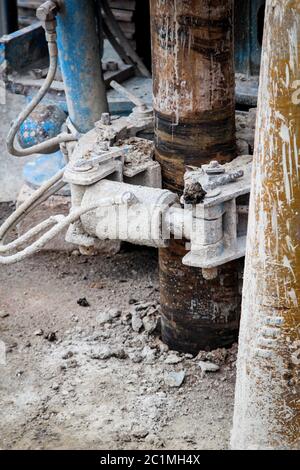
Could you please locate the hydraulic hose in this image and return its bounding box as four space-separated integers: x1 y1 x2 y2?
0 167 65 244
6 5 77 157
0 197 118 265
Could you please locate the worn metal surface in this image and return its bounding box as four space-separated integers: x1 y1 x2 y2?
17 103 66 149
232 0 300 449
181 156 252 271
56 0 108 133
151 0 236 193
81 179 178 248
0 23 48 73
150 0 242 354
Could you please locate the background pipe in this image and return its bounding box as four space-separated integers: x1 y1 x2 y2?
0 0 18 36
231 0 300 450
56 0 108 133
150 0 242 354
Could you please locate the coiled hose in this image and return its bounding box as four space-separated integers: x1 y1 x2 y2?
6 15 77 157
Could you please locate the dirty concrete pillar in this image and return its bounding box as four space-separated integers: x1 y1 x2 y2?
231 0 300 450
150 0 242 353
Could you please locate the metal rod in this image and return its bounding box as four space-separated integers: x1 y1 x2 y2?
150 0 241 354
56 0 108 133
231 0 300 450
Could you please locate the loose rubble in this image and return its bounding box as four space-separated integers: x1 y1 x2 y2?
0 247 238 450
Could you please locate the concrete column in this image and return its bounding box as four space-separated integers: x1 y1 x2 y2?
150 0 241 353
231 0 300 450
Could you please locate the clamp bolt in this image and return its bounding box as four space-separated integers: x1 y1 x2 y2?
205 160 225 175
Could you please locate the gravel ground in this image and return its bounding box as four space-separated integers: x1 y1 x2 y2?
0 203 237 450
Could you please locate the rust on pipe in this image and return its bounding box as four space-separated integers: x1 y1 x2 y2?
231 0 300 449
150 0 241 353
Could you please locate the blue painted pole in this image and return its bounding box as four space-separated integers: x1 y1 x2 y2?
56 0 108 133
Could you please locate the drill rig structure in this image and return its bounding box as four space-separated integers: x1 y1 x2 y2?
0 0 299 450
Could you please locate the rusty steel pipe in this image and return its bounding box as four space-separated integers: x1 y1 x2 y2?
150 0 242 354
231 0 300 449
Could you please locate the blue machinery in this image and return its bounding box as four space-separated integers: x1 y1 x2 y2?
56 0 108 133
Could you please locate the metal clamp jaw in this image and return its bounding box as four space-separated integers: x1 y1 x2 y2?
181 156 253 278
64 81 158 189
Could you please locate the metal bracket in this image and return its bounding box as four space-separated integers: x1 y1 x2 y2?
181 155 252 272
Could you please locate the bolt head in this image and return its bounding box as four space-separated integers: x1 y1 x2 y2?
101 113 111 126
209 160 220 168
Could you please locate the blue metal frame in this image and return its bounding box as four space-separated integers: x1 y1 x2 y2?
0 23 48 72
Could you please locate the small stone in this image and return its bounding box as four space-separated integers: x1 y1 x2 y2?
185 354 194 359
130 353 143 364
131 312 143 333
141 345 156 364
129 298 137 305
52 383 60 391
97 308 121 325
157 341 169 353
165 370 186 388
142 316 157 334
91 345 127 360
62 351 74 360
97 312 112 325
6 342 18 353
132 429 149 439
77 298 90 307
34 329 44 337
0 312 9 319
183 181 207 205
164 354 183 365
135 302 154 313
66 359 78 369
71 250 80 256
206 347 228 365
114 348 127 360
198 361 220 373
45 332 57 342
109 308 122 319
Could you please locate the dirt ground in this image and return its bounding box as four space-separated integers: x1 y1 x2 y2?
0 204 237 450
